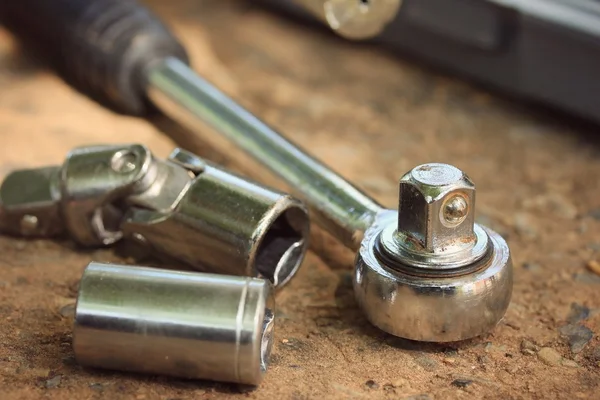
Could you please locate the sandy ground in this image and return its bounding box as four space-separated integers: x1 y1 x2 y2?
0 1 599 398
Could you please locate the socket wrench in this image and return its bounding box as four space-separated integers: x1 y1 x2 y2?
149 63 513 341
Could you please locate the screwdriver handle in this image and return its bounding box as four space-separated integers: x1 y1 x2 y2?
0 0 188 115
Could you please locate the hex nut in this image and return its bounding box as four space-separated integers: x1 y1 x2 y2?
397 163 476 254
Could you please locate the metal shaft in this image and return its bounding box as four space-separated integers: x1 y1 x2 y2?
146 57 382 250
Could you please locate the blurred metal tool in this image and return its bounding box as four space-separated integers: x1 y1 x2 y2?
74 262 274 386
0 0 511 341
0 144 309 287
289 0 402 39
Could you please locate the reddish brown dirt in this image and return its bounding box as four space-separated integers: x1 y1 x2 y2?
0 1 599 399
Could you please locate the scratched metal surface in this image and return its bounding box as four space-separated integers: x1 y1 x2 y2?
0 1 599 399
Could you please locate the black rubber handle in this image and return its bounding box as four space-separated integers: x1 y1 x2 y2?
0 0 189 115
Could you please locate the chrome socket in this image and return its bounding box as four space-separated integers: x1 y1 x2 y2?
73 262 274 386
123 148 309 288
0 145 310 287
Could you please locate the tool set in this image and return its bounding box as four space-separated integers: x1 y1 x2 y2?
0 0 513 388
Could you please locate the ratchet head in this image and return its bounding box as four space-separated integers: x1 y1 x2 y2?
354 163 512 342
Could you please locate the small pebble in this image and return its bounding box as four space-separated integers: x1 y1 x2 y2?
443 348 459 357
513 213 538 239
32 368 51 378
590 346 600 362
521 339 539 354
15 277 29 285
451 378 473 388
550 194 578 219
59 303 76 318
522 262 542 272
496 370 512 385
588 242 600 252
415 355 438 372
523 193 578 219
484 342 507 353
537 347 562 366
443 358 456 365
45 375 61 389
389 378 409 388
62 356 76 366
561 360 579 368
405 395 432 400
586 260 600 276
332 383 363 397
573 272 600 284
89 383 104 392
280 338 304 350
588 209 600 220
365 380 379 389
559 324 593 354
567 303 591 323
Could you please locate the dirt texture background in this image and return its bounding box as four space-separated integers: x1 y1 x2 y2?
0 1 599 399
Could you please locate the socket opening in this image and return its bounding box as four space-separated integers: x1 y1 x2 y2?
255 206 309 288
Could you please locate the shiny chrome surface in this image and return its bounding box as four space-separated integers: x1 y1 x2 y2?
0 144 155 246
355 164 511 341
377 223 491 275
355 210 513 342
0 166 63 237
290 0 402 39
124 149 310 287
144 60 513 341
62 144 158 246
73 262 274 386
397 164 477 255
387 163 489 270
146 58 380 251
0 144 310 287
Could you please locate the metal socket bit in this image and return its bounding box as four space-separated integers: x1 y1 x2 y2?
124 148 310 287
0 145 310 287
73 262 274 386
290 0 402 39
